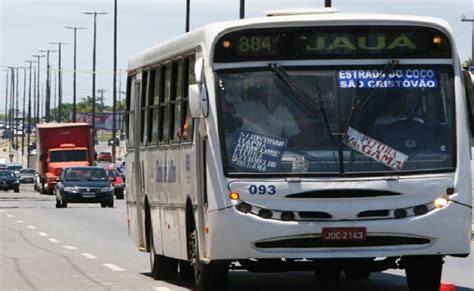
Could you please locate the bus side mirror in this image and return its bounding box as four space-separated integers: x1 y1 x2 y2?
189 84 208 118
463 70 474 135
189 57 209 118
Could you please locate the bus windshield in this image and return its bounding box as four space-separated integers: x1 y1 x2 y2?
216 65 454 175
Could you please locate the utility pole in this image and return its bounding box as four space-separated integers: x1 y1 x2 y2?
3 69 8 130
82 10 109 147
185 0 190 32
461 15 474 63
8 67 15 146
25 60 36 168
31 54 45 123
15 67 20 159
239 0 245 19
65 25 86 122
38 49 58 122
112 0 118 163
22 67 26 157
50 41 69 122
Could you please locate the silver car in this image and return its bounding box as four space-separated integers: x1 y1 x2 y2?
18 168 35 183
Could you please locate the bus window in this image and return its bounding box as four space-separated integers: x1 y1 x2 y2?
170 60 182 144
140 71 148 145
159 64 171 144
147 69 158 144
179 55 195 143
148 68 160 145
125 75 135 148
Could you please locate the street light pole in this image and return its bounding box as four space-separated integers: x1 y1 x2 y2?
31 54 45 123
65 25 86 122
83 10 108 147
22 67 26 157
24 60 36 168
3 69 8 129
38 49 58 123
50 41 69 122
112 0 118 163
185 0 190 32
239 0 245 19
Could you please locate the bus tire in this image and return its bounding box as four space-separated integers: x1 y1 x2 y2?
404 255 443 291
344 269 371 279
189 230 228 290
149 223 178 280
179 260 194 281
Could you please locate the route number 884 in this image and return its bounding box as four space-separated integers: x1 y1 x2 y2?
248 185 276 195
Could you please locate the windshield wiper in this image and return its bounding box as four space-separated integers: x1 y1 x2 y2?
269 63 333 140
344 59 399 133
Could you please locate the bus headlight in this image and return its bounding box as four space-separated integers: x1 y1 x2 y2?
434 197 449 209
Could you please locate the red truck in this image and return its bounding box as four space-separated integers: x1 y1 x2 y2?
36 123 94 195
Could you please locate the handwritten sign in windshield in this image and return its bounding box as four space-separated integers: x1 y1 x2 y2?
343 127 408 170
338 69 438 89
231 130 287 172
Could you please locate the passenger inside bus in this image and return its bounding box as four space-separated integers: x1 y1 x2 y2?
234 80 304 146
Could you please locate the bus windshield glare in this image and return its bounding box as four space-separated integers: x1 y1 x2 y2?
216 65 454 175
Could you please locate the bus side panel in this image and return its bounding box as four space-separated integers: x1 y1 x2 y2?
161 147 183 259
146 148 163 254
178 144 198 260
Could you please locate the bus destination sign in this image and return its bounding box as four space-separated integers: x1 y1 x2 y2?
214 26 451 62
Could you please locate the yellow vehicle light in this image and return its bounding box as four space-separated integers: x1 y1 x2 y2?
229 192 240 201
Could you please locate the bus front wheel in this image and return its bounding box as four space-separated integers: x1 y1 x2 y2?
404 255 443 291
189 230 228 291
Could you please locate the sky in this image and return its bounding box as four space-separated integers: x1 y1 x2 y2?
0 0 473 110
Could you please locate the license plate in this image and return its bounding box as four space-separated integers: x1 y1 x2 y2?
82 193 96 198
322 227 366 241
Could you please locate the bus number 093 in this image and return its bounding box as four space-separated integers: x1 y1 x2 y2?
248 185 276 195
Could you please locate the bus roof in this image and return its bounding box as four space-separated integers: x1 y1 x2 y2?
127 11 452 71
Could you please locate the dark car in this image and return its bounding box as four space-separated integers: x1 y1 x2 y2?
104 166 125 199
18 168 35 183
55 166 114 208
97 152 112 162
0 170 20 192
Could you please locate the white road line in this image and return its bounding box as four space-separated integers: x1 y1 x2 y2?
0 210 5 212
38 232 48 237
48 238 60 243
16 220 24 223
81 253 97 259
63 246 78 250
154 287 172 291
102 263 125 271
27 225 37 229
6 214 13 217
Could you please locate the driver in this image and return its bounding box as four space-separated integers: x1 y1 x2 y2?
374 90 425 125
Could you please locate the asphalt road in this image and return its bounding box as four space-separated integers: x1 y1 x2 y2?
1 184 473 291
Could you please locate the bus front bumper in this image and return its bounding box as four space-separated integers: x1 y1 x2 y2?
205 202 471 260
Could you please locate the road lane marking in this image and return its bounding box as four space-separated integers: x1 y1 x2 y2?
0 210 5 212
16 220 24 223
48 238 60 243
63 246 78 250
6 214 13 217
81 253 97 259
27 225 37 229
102 264 124 271
154 287 172 291
38 232 48 237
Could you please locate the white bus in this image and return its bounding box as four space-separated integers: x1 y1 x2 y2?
125 8 473 291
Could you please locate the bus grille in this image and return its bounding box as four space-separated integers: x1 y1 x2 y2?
255 236 430 249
